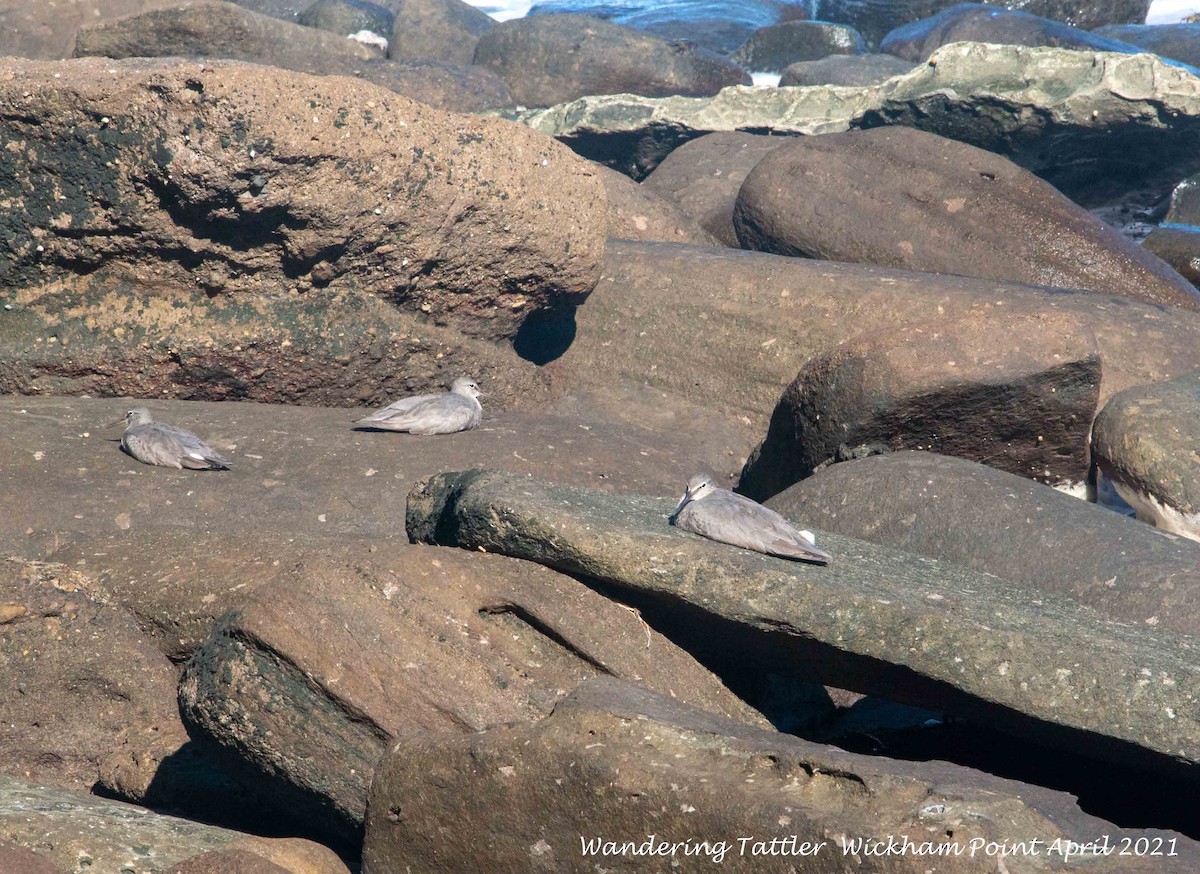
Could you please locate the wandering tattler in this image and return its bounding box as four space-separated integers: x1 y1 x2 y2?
112 408 232 470
354 377 483 435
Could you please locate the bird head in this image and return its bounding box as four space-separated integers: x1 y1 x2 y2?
451 377 483 400
109 407 153 428
670 473 716 519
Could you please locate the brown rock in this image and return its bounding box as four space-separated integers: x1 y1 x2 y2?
472 14 751 108
358 58 513 112
364 678 1200 874
732 20 867 73
597 165 719 245
733 127 1200 310
179 541 765 844
167 849 290 874
641 132 787 246
738 315 1101 500
388 0 496 64
0 841 63 874
779 52 915 86
0 0 179 60
0 56 606 341
1143 225 1200 289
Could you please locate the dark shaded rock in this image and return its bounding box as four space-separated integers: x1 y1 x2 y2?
880 3 1149 62
1143 225 1200 288
0 57 605 342
0 841 63 874
733 127 1200 309
0 0 180 60
1091 372 1200 541
228 0 313 20
0 776 349 874
1165 173 1200 225
598 165 719 245
733 20 866 73
364 677 1200 874
298 0 393 43
527 0 813 55
387 0 496 64
1094 22 1200 67
179 541 765 845
642 132 787 245
780 52 916 85
472 14 751 108
738 315 1100 499
407 469 1200 779
819 0 1152 49
767 451 1200 635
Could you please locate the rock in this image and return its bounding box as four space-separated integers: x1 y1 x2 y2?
526 0 812 55
1091 372 1200 542
227 0 312 21
641 133 787 244
767 451 1200 635
0 776 349 874
861 43 1200 205
1094 23 1200 68
732 127 1200 309
387 0 496 65
737 315 1101 499
546 241 1200 446
408 469 1200 780
779 52 916 85
0 56 605 342
733 21 867 73
364 677 1200 874
0 0 180 60
1143 225 1200 288
880 3 1149 63
0 840 64 874
178 540 766 844
364 58 514 112
820 0 1152 49
166 850 290 874
597 165 719 245
298 0 393 45
1166 174 1200 224
473 14 751 108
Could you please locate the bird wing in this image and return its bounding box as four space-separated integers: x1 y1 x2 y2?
154 424 232 469
686 492 831 564
356 394 478 434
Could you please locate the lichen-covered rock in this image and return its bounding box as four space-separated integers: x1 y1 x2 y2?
0 56 606 341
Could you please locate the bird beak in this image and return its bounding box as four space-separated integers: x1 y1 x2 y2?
669 490 691 521
106 416 126 428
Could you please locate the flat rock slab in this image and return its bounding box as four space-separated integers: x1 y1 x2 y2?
0 56 605 341
767 451 1200 636
178 540 764 844
0 775 349 874
0 394 747 553
407 469 1200 780
364 677 1200 873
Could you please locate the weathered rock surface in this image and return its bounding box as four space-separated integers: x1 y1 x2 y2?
0 840 62 874
179 541 765 844
0 776 349 874
768 451 1200 635
641 132 787 243
364 678 1200 874
298 0 394 43
526 0 812 55
387 0 496 65
545 241 1200 445
1091 372 1200 542
734 21 866 73
598 165 719 245
1094 22 1200 68
473 14 750 108
880 3 1148 62
780 52 916 85
0 56 605 341
737 315 1101 499
1166 173 1200 224
1144 225 1200 288
0 0 180 60
408 469 1200 779
166 849 291 874
733 127 1200 309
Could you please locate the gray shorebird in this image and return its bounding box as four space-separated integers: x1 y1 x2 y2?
669 473 831 564
113 408 232 470
354 377 483 435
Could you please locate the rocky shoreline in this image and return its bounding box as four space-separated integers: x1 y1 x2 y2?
2 0 1200 872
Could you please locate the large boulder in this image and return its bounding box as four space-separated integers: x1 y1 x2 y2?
880 3 1150 62
407 469 1200 779
1143 225 1200 288
472 14 751 108
1165 173 1200 224
298 0 394 44
641 132 788 245
597 165 719 245
0 0 180 59
0 776 349 874
386 0 497 65
733 127 1200 309
179 541 765 844
779 52 916 85
732 21 867 73
1091 372 1200 542
1093 23 1200 68
364 678 1200 874
767 452 1200 635
0 56 606 342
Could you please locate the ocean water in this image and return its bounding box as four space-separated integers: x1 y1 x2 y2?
466 0 1200 27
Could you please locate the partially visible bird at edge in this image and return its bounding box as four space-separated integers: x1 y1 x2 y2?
112 408 232 470
354 377 483 435
669 473 831 564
